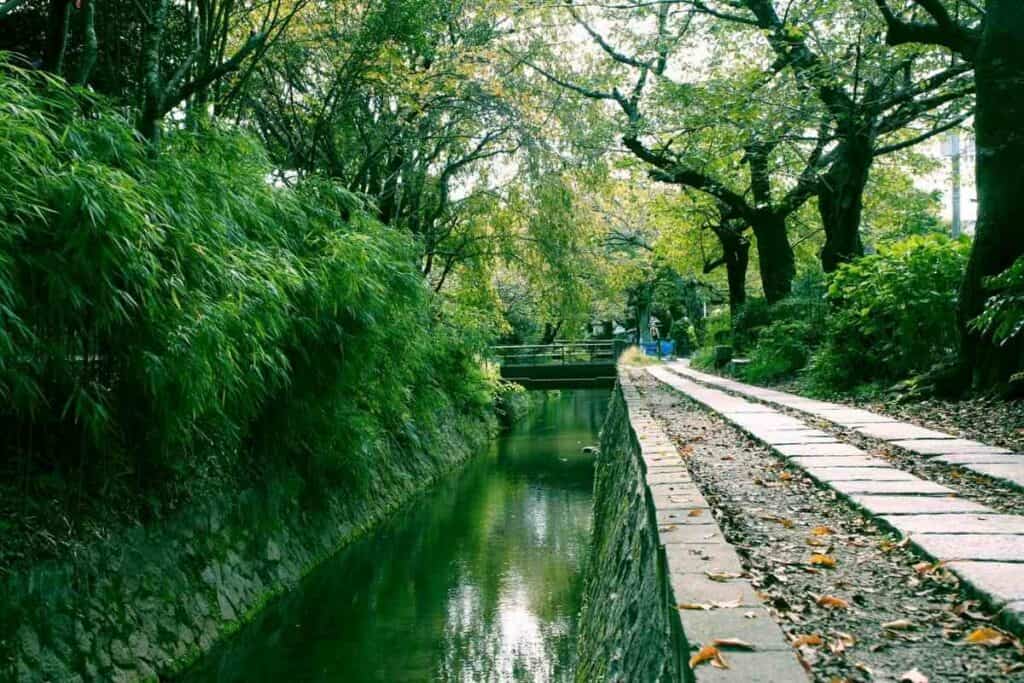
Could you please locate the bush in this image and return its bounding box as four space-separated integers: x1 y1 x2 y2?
972 255 1024 348
0 62 495 501
743 316 824 384
806 234 969 390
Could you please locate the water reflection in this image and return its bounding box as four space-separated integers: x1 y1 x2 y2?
182 389 609 682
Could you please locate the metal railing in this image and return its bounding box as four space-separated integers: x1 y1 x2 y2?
492 341 624 366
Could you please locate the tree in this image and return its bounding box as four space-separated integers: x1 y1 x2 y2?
671 0 972 272
522 1 828 302
874 0 1024 387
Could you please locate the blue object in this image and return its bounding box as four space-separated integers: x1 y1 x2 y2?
641 341 675 357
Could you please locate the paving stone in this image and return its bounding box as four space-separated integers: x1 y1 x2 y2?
753 428 833 443
963 463 1024 488
677 606 791 651
791 456 891 469
657 509 716 526
935 453 1024 466
891 439 1013 456
659 524 727 545
643 454 683 468
774 442 866 457
803 466 919 482
669 573 762 607
849 495 992 515
831 479 954 496
854 422 954 441
881 514 1024 535
689 650 809 683
806 409 895 425
649 482 700 495
646 470 693 485
946 561 1024 606
731 415 809 432
665 543 745 574
719 405 779 415
652 490 710 511
910 533 1024 562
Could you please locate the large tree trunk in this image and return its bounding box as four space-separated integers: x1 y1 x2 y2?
958 0 1024 387
818 136 870 272
710 222 749 315
750 211 794 304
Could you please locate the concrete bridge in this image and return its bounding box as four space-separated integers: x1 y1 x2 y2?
493 341 625 389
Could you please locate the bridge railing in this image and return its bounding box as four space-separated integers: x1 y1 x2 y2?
492 341 625 366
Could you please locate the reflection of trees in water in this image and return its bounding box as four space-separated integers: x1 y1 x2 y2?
182 389 608 683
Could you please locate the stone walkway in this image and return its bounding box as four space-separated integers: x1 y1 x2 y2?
647 364 1024 635
620 375 810 681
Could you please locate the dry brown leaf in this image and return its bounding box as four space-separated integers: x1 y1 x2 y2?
712 637 756 651
791 634 823 648
810 526 833 536
688 509 704 517
900 668 929 683
810 554 837 568
817 595 850 610
706 571 745 582
883 619 915 631
678 603 713 611
689 645 728 669
779 471 793 481
806 536 829 547
912 561 933 575
964 626 1010 647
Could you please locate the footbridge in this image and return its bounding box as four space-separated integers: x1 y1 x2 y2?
492 341 626 389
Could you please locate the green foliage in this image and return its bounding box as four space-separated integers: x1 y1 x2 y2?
806 235 969 390
0 62 495 498
971 256 1024 348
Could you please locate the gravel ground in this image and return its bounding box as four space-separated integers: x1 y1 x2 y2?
631 370 1024 682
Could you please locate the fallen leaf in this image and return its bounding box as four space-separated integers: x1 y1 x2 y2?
817 595 850 610
688 509 704 517
900 668 928 683
706 571 745 582
912 561 933 575
964 626 1010 647
810 554 837 568
779 471 793 481
678 603 713 611
810 526 833 536
712 637 756 651
806 536 829 547
883 619 915 631
791 634 823 648
689 645 728 669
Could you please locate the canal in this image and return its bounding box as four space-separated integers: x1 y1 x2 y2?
182 388 610 682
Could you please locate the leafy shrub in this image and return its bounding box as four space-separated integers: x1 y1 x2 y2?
742 317 824 384
806 235 969 390
0 62 494 500
971 256 1024 347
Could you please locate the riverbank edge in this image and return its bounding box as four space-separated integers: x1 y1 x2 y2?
1 410 495 682
575 379 687 682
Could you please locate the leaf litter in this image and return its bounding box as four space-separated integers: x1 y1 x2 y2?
630 370 1024 682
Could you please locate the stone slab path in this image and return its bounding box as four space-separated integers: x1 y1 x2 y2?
667 362 1023 487
620 375 810 682
647 365 1024 635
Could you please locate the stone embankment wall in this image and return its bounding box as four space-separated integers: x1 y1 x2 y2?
575 386 686 682
1 414 492 682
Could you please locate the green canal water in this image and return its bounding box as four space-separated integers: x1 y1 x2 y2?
182 389 609 682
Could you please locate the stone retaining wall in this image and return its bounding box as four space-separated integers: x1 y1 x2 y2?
575 385 686 682
1 413 492 682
